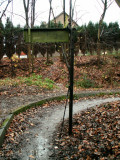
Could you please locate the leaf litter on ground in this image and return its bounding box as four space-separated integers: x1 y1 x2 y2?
54 100 120 160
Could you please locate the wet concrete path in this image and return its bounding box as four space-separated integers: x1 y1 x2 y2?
11 97 120 160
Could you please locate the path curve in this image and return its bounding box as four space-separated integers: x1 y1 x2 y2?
9 97 120 160
1 88 120 125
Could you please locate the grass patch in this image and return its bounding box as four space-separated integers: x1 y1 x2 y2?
0 73 55 90
75 75 96 88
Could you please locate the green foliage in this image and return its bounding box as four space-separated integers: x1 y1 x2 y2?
49 21 56 28
4 18 14 40
3 18 23 59
0 74 55 90
32 25 41 29
24 74 54 89
40 22 47 28
0 21 4 39
77 21 120 56
0 20 4 60
4 18 15 59
40 20 63 29
78 21 120 43
57 21 63 28
13 25 23 44
87 21 98 42
51 21 63 28
75 75 96 88
101 22 120 42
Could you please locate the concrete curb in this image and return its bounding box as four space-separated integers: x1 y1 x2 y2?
0 90 120 147
0 114 14 146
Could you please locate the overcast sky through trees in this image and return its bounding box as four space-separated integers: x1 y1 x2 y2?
1 0 120 27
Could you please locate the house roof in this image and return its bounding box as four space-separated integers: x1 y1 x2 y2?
52 11 78 27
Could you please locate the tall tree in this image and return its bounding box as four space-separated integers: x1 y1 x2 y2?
97 0 113 64
23 0 36 28
87 21 97 42
23 0 37 73
31 0 36 27
0 0 12 22
23 0 30 27
4 17 15 59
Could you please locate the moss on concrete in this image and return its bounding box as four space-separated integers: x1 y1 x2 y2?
13 95 67 115
0 114 14 129
0 114 13 147
0 128 6 147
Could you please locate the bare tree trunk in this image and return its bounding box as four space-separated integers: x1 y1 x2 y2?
97 0 113 65
23 0 36 73
31 0 36 28
23 0 30 27
11 58 16 77
31 45 34 73
27 44 32 73
97 0 107 65
30 0 36 73
47 51 49 64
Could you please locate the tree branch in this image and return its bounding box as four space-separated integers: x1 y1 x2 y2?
0 0 12 21
6 10 26 20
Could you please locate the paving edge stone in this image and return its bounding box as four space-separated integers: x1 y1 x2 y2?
0 114 14 147
0 91 120 148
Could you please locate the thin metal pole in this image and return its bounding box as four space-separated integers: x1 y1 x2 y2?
69 0 74 136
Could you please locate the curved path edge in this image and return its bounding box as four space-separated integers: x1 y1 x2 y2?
0 89 120 147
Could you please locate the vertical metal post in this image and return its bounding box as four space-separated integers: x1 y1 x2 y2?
69 0 74 135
